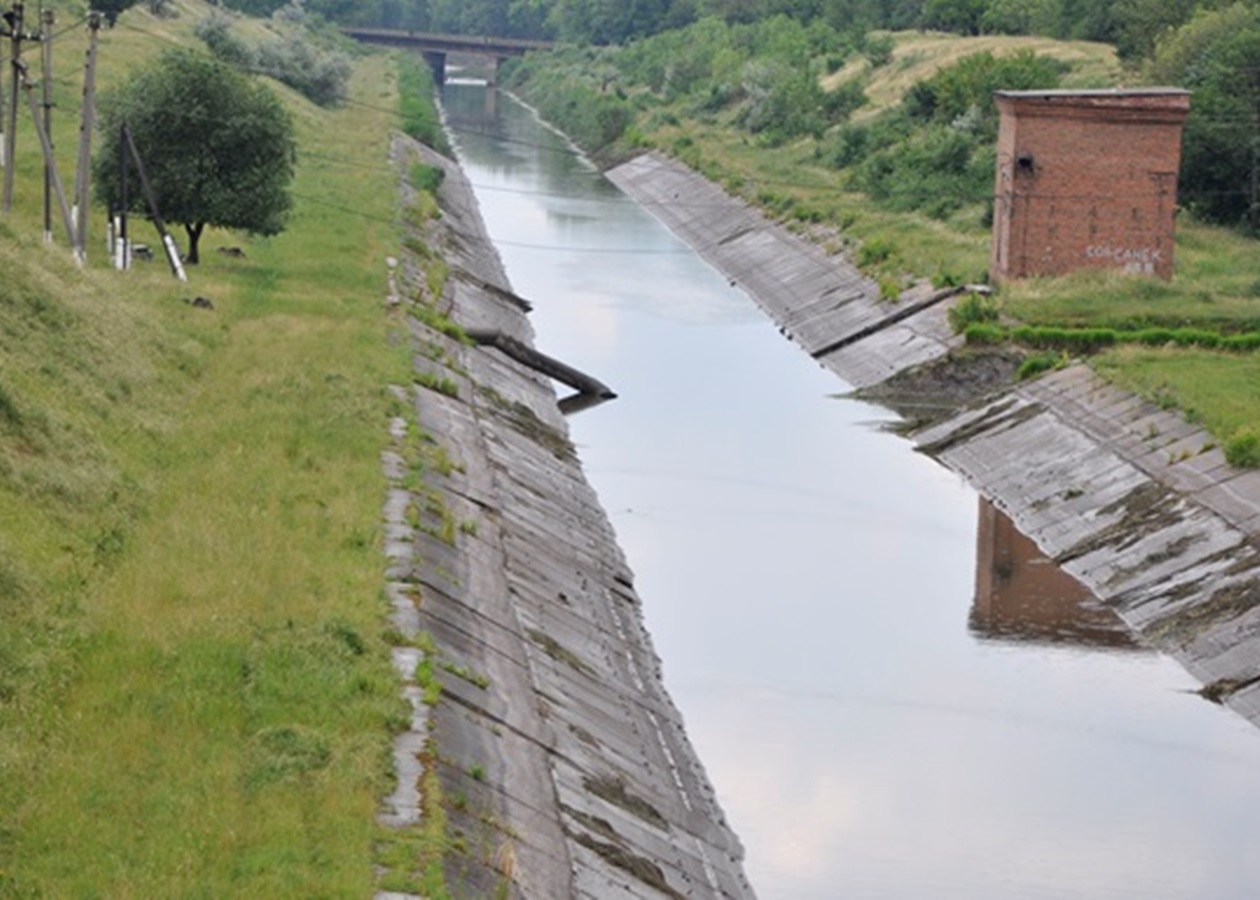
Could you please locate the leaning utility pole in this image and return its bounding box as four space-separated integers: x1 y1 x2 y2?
40 6 52 241
73 11 99 259
19 62 75 255
121 123 186 281
3 1 23 211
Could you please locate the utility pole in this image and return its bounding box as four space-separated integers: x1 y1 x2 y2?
40 6 52 241
73 11 98 259
3 1 23 211
19 63 75 255
115 121 127 269
0 7 7 171
121 122 186 282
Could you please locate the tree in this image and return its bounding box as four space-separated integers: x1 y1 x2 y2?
93 49 296 265
94 0 139 27
1158 11 1260 227
1111 0 1198 60
981 0 1058 35
921 0 987 34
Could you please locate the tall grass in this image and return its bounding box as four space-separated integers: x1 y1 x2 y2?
1 4 416 892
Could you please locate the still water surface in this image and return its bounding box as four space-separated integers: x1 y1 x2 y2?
441 81 1260 899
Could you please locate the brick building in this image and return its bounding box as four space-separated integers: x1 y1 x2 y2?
990 88 1191 282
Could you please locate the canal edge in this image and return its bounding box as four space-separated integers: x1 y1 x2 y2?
375 134 755 898
608 150 1260 729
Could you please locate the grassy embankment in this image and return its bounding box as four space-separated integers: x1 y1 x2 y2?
512 30 1260 461
0 2 449 893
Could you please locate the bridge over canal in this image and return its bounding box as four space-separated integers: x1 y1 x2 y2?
341 28 554 83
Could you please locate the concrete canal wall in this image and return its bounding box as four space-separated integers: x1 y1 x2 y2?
608 151 1260 729
379 135 753 898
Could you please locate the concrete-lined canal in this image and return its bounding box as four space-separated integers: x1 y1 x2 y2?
441 79 1260 899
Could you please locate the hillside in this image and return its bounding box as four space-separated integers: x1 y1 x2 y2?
1 1 419 892
825 30 1122 117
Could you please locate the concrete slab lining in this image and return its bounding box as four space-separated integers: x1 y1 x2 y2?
379 136 754 898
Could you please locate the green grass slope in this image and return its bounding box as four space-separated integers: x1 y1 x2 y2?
1 3 417 893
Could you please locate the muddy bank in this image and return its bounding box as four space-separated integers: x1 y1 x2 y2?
377 136 753 898
608 151 1260 729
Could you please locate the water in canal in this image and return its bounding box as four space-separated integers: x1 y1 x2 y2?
441 80 1260 899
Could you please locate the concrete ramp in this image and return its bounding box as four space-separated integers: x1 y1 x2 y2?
607 151 962 389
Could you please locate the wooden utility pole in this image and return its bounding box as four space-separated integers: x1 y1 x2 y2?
40 6 52 241
0 8 7 171
19 63 75 255
73 11 99 259
3 1 23 211
121 123 186 281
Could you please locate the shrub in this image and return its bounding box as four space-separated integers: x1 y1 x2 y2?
195 13 351 107
857 236 894 268
1223 332 1260 351
865 34 895 68
411 164 445 195
963 322 1006 344
195 14 256 68
1017 352 1064 380
855 124 989 217
903 50 1068 136
1225 427 1260 468
947 292 999 333
1011 325 1116 353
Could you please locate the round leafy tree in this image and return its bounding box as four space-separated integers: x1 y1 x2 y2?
94 48 297 264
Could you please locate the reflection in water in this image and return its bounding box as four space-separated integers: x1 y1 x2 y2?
441 80 1260 900
972 499 1143 650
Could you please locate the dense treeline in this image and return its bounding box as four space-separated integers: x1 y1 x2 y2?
502 0 1260 231
217 0 1227 62
202 0 1260 230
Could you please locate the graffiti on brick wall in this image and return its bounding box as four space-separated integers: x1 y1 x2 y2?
1084 244 1161 275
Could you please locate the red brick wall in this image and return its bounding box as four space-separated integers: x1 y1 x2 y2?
991 90 1190 282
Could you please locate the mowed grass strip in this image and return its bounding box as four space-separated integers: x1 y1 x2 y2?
2 22 414 895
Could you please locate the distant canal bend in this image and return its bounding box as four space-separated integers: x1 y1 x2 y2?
440 79 1260 900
